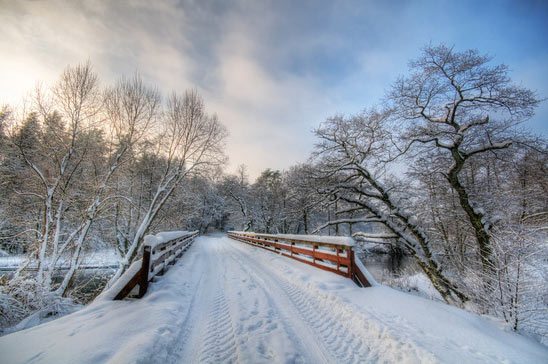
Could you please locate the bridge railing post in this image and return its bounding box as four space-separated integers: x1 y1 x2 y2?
348 247 354 279
138 245 151 298
336 248 342 271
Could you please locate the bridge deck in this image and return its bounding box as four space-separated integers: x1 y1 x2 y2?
173 234 370 363
1 234 546 364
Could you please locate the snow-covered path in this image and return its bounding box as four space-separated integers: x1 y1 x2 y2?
171 235 369 363
171 235 324 363
1 235 547 364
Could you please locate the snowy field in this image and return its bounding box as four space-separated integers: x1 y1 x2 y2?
0 235 546 364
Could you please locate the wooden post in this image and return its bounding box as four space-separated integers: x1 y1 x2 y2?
138 246 151 298
349 247 371 287
176 238 184 258
348 247 354 278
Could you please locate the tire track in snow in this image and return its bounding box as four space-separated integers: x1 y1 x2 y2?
271 266 437 363
226 238 436 364
278 280 371 363
225 244 370 364
223 250 312 363
167 239 235 364
146 240 210 364
272 263 371 361
198 292 239 363
163 268 216 364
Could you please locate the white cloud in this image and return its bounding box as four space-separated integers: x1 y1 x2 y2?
199 18 341 178
0 0 334 179
1 0 545 180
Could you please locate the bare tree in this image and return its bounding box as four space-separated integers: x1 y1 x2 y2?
6 65 162 299
107 89 227 285
54 73 161 295
10 62 102 292
389 45 540 278
313 109 468 305
221 165 254 231
284 164 325 234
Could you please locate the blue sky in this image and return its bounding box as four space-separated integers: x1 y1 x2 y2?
1 0 546 178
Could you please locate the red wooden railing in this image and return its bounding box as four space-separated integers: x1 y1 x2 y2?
113 230 199 300
228 231 371 287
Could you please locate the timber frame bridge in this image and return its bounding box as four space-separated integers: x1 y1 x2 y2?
107 230 372 301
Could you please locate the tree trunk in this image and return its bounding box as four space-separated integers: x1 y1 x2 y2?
447 149 496 278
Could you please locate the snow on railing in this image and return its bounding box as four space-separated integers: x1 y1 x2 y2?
109 230 199 300
227 231 372 287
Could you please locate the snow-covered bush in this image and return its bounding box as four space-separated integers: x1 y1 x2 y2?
0 275 80 334
384 271 444 302
460 227 548 344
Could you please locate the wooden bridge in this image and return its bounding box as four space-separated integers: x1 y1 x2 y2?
110 230 372 300
100 232 381 363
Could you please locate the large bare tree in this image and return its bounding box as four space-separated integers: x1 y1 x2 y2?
12 62 102 292
107 89 227 285
389 45 539 278
313 109 468 305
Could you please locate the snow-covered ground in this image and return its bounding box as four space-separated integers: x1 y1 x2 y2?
1 235 546 364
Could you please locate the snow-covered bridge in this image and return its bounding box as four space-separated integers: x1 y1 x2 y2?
1 234 547 364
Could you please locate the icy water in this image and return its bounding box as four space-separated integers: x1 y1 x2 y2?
361 253 420 284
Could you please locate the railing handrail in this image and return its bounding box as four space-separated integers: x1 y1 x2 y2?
227 231 371 287
112 230 199 300
229 231 354 248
